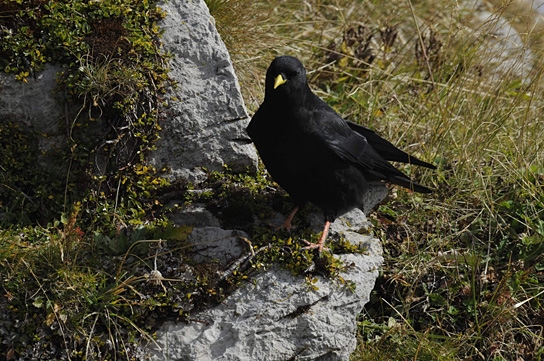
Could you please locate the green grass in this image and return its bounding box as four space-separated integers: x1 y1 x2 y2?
2 0 544 359
212 0 544 359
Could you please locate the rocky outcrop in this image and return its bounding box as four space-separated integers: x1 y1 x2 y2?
468 0 535 81
0 66 63 133
146 208 383 361
136 2 385 359
0 65 67 171
148 0 258 183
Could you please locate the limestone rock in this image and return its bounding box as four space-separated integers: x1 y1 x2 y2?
149 0 258 183
0 65 68 171
474 11 534 80
189 227 247 266
0 66 64 133
146 209 383 361
166 203 222 228
466 0 535 81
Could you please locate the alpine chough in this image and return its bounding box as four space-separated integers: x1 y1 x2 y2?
247 56 435 251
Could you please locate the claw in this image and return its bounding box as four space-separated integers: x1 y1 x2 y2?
301 220 331 253
271 206 299 233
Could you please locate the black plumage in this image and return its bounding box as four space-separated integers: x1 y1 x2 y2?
247 56 434 251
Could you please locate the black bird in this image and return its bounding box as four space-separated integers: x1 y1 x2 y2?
247 56 434 251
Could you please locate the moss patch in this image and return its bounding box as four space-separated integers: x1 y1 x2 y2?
0 0 170 228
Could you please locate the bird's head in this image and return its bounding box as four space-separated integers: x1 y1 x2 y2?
265 56 309 100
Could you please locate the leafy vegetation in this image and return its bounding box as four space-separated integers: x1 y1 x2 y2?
0 0 169 227
0 0 177 358
2 0 544 359
213 0 544 359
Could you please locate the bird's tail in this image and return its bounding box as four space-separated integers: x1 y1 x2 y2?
347 121 436 169
388 175 432 193
366 147 433 194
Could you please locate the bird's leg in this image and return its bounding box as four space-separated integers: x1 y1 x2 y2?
302 220 331 253
282 206 299 232
271 206 299 232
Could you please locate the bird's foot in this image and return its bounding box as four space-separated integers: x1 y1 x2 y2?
301 239 328 253
269 206 300 233
270 218 296 233
300 220 331 254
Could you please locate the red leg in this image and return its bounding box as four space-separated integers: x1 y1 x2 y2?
281 206 299 232
302 220 331 253
271 206 299 232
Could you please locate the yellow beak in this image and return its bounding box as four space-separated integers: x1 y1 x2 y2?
273 74 287 89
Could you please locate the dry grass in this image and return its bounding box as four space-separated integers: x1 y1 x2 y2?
210 0 544 359
2 0 543 359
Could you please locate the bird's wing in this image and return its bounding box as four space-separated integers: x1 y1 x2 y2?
308 106 376 169
346 120 436 169
310 106 432 193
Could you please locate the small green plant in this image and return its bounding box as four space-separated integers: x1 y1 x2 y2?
0 0 177 358
3 0 544 359
0 0 170 229
208 0 544 359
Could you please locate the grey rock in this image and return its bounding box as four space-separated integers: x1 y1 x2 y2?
363 182 388 215
0 65 64 133
149 0 258 183
0 0 260 186
475 11 533 80
167 203 221 228
465 0 534 81
146 208 383 361
0 66 69 172
189 227 247 266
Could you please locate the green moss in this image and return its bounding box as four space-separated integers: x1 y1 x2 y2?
0 0 170 229
0 1 175 356
201 166 366 279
